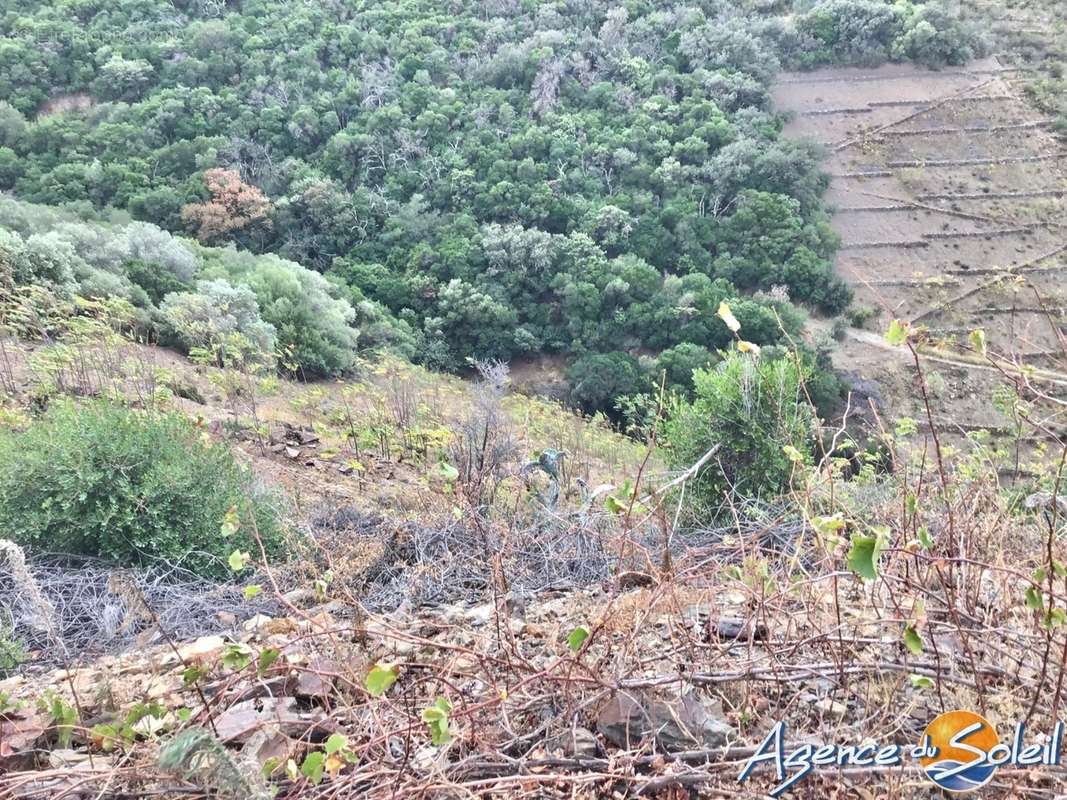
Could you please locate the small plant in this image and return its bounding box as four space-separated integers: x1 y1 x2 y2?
0 623 26 675
421 697 453 746
159 728 270 800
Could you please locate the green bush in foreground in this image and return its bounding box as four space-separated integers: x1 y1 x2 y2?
664 350 813 514
0 401 285 578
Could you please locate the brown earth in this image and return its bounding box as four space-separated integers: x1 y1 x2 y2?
773 57 1067 452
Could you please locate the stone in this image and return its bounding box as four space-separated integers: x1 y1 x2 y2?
293 659 337 699
546 726 599 758
617 571 655 589
710 618 768 642
175 635 225 665
285 447 301 459
240 723 297 768
296 430 320 445
596 691 732 752
243 614 274 632
214 697 326 744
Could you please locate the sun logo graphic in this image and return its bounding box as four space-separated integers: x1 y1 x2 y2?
919 710 999 792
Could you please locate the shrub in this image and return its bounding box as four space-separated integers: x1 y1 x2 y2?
202 250 358 377
891 2 984 67
656 343 716 396
566 352 649 419
0 400 285 578
160 279 277 366
663 350 813 513
0 623 26 675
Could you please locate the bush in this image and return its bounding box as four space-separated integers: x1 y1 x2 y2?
0 624 26 675
160 279 277 366
656 343 716 396
202 249 359 377
566 352 649 420
663 350 813 513
0 401 285 578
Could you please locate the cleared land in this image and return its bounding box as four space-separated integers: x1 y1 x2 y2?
773 58 1067 444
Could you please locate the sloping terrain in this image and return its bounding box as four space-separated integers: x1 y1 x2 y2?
773 57 1067 447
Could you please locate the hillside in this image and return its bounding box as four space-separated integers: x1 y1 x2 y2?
1 0 1067 798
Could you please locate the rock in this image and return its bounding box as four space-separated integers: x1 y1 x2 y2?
47 749 106 770
814 697 848 718
296 429 320 446
596 691 732 752
617 571 655 589
546 726 599 758
269 443 286 454
282 588 315 608
216 611 237 627
285 446 301 459
240 723 297 768
214 697 327 744
293 659 337 699
175 635 226 665
710 618 768 642
365 618 418 657
243 614 274 632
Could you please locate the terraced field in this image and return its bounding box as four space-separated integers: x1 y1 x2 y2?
773 57 1067 450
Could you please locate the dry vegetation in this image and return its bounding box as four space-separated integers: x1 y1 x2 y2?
2 3 1067 799
0 276 1066 799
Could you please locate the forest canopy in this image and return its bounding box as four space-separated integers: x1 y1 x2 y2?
0 0 982 381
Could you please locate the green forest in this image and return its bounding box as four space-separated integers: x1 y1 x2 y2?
0 0 981 407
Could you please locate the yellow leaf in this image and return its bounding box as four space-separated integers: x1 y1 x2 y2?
717 301 741 333
737 340 760 354
325 753 345 777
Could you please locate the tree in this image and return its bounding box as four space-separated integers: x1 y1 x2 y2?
656 343 716 396
181 169 273 245
566 351 649 419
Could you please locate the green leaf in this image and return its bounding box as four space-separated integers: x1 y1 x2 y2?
365 663 398 698
243 584 262 600
301 751 325 785
884 319 909 346
917 526 933 550
567 626 590 652
228 550 250 573
421 697 453 746
905 492 917 516
604 493 625 514
324 733 349 755
909 674 934 689
782 444 803 463
903 626 923 655
182 666 206 687
847 532 885 581
176 707 192 723
969 329 987 356
1025 586 1044 611
1044 608 1067 629
257 648 280 676
222 643 254 671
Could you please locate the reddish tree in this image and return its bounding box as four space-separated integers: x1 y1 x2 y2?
181 168 273 244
